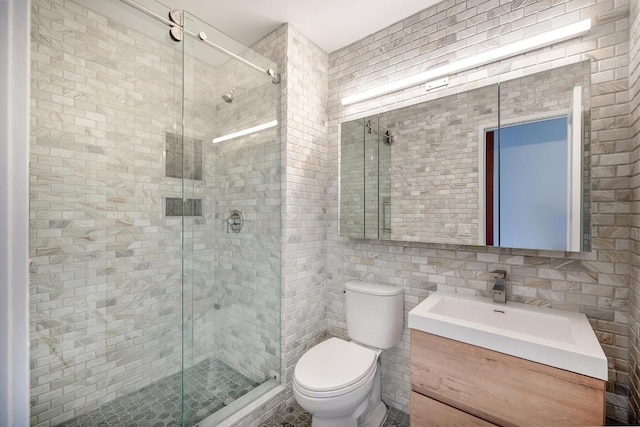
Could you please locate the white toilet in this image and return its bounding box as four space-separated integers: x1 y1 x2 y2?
293 281 403 427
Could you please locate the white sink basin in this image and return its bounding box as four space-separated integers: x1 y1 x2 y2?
408 291 607 380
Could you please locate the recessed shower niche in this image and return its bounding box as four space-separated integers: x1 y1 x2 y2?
166 132 203 180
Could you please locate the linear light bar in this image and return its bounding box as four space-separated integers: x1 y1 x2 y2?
341 19 591 105
212 120 278 143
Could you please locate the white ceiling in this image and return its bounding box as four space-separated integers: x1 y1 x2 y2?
161 0 443 53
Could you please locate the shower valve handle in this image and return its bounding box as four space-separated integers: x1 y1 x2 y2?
225 210 244 233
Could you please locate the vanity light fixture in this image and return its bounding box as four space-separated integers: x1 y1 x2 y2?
212 120 278 143
340 19 591 105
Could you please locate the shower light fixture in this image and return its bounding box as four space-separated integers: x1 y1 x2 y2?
341 19 591 105
212 120 278 143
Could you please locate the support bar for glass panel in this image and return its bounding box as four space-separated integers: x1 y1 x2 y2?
188 30 280 83
118 0 280 83
120 0 176 27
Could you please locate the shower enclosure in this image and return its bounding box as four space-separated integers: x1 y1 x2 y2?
29 0 281 426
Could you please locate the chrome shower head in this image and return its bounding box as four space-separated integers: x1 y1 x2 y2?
222 88 235 103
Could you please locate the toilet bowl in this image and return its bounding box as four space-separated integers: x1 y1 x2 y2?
292 281 404 427
293 338 383 427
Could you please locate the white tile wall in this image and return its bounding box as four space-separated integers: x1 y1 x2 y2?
277 23 330 405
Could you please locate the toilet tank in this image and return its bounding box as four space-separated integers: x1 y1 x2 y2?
345 281 403 349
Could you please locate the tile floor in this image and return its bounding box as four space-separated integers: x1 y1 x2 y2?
262 402 410 426
59 358 259 427
262 403 631 426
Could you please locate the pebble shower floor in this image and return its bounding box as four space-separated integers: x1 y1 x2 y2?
59 358 258 427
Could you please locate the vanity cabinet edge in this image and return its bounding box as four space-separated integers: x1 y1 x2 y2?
409 329 605 427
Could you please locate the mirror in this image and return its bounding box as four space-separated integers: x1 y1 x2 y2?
340 117 391 240
339 61 591 251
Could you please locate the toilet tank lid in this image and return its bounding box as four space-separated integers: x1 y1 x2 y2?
346 281 403 296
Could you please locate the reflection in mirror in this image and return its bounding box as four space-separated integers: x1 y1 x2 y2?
338 61 591 252
485 61 591 251
379 85 499 245
485 117 570 250
340 119 366 238
379 125 392 240
340 117 391 239
364 119 380 240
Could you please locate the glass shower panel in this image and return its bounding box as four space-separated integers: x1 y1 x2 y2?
181 11 281 426
29 0 184 425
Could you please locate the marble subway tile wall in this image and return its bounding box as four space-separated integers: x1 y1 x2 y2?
278 24 330 404
327 0 631 422
253 24 331 413
629 0 640 422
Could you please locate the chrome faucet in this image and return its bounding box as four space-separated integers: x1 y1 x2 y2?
492 270 507 304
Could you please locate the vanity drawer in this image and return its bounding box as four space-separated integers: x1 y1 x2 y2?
411 391 496 427
410 330 605 426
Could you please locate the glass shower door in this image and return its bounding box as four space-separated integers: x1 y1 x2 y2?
29 1 280 426
181 12 281 426
29 0 186 425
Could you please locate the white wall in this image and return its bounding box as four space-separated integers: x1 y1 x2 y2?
0 0 30 426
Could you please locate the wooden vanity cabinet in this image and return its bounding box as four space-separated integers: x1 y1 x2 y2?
410 330 605 427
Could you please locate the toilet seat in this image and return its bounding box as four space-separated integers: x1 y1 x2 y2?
293 338 377 398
